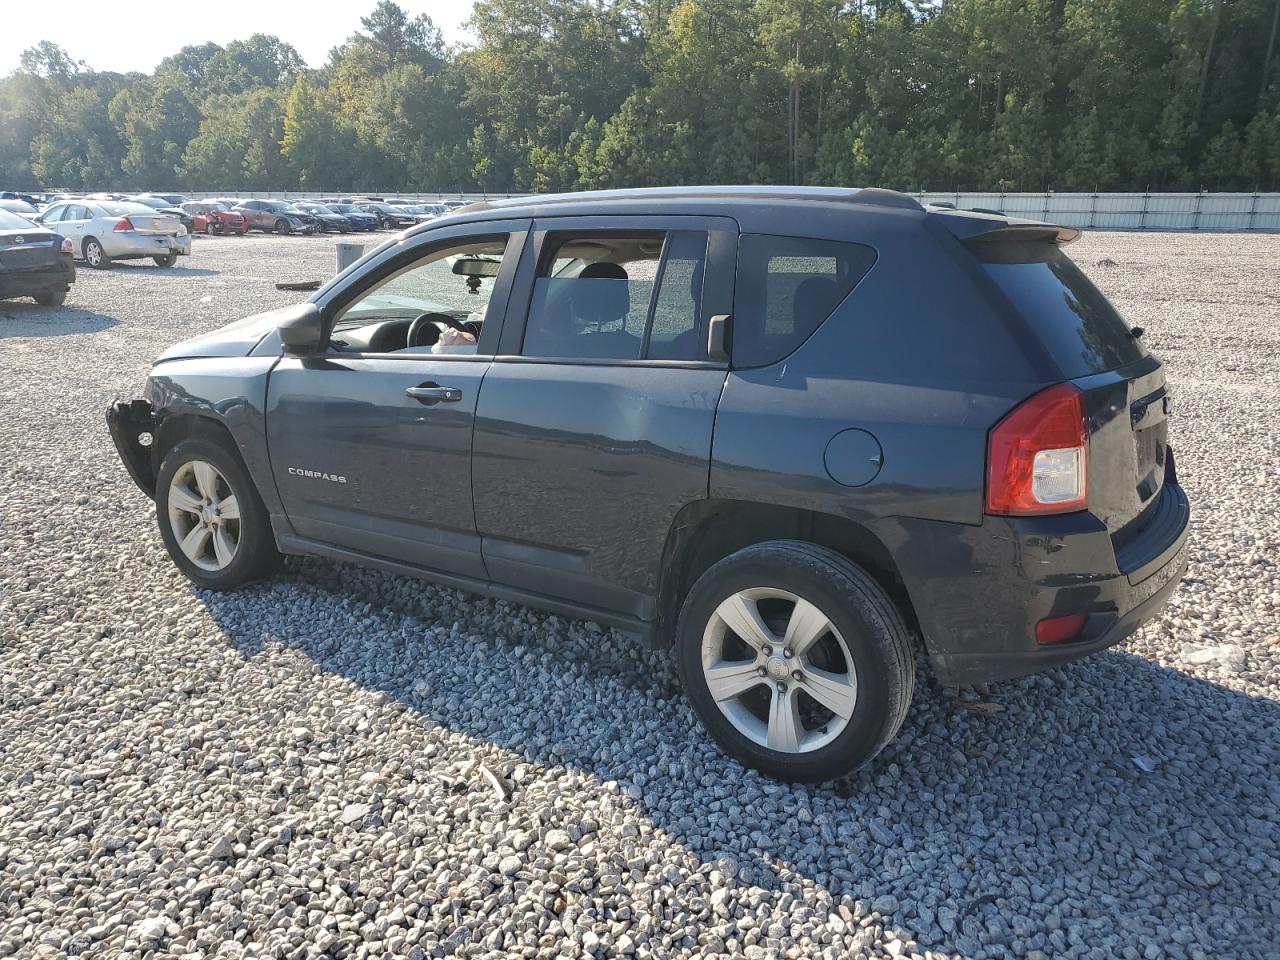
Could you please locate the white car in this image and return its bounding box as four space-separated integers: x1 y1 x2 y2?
36 200 191 269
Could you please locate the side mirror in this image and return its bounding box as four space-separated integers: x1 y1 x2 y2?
277 302 324 356
707 314 732 363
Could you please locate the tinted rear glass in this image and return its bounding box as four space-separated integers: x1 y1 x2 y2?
733 234 876 368
977 242 1145 377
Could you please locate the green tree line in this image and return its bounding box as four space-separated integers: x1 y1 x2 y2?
2 0 1279 194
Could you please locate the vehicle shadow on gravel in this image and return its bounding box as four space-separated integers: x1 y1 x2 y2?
105 263 219 277
0 304 118 337
200 562 1279 956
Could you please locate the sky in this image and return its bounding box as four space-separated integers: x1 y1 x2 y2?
0 0 473 77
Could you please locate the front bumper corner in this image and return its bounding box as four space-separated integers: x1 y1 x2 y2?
106 399 158 498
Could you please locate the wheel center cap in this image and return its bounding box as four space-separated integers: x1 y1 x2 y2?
765 657 790 681
201 506 215 524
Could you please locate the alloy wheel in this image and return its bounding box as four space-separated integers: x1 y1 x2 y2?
167 460 241 572
700 587 858 754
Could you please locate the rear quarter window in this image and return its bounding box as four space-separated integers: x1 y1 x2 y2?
733 234 876 368
976 242 1146 377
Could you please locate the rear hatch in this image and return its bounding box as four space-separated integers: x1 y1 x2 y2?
962 224 1170 554
0 229 63 273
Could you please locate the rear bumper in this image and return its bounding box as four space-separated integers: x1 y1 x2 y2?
106 399 158 498
0 259 75 295
885 458 1190 687
104 234 191 258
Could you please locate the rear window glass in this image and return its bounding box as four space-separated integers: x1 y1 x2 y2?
977 243 1146 376
0 209 35 229
733 234 876 367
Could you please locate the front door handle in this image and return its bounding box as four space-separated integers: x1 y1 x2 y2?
405 384 463 403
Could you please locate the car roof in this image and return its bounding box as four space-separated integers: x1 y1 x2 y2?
418 186 1071 245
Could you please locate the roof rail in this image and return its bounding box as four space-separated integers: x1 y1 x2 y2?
848 188 924 211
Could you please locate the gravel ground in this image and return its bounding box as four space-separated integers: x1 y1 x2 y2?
1 231 1278 960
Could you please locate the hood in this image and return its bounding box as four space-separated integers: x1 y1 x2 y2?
155 304 297 362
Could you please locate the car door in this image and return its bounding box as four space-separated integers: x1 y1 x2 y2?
58 204 93 251
471 214 737 620
266 219 530 580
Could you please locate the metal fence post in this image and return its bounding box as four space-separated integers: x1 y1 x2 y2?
1193 190 1203 230
1140 190 1149 230
1250 191 1260 231
1090 190 1097 229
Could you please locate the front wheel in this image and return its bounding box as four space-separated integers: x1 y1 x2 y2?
675 541 915 782
275 219 292 235
153 253 177 267
204 222 215 234
35 290 66 306
155 435 281 590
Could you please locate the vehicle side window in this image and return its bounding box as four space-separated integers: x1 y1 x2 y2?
66 205 89 221
521 230 708 361
330 236 512 356
40 205 67 223
732 234 876 368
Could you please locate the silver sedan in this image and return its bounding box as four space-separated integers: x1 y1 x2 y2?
35 200 191 268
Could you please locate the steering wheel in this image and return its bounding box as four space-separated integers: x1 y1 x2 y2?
408 312 480 348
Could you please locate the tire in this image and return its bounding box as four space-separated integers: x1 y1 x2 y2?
153 253 177 267
83 237 110 269
275 219 292 235
155 435 281 590
675 541 915 782
204 222 215 235
34 290 67 306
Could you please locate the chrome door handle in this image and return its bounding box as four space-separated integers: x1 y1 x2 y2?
405 385 463 403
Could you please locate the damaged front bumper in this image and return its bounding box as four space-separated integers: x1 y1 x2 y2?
106 399 158 498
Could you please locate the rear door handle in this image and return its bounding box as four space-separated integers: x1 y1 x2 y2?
405 384 463 403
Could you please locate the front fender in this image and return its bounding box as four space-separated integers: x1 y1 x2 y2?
144 356 284 515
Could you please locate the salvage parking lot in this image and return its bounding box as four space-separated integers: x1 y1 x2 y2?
2 232 1278 958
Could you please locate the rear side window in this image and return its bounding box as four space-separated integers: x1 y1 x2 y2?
733 234 876 367
522 230 707 361
977 242 1146 377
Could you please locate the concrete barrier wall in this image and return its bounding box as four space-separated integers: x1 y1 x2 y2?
187 190 1280 231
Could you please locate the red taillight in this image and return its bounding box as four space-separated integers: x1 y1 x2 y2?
113 217 134 232
1036 613 1088 645
986 383 1088 516
60 237 73 254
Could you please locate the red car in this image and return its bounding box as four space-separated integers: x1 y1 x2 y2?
180 201 248 236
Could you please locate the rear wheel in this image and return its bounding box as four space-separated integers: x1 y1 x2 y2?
83 238 110 269
153 253 177 267
155 436 280 590
675 541 915 782
34 290 66 306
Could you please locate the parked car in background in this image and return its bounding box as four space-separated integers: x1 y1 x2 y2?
141 193 188 207
130 195 194 231
353 201 418 229
1 191 42 205
37 199 190 268
0 207 75 305
233 200 315 235
323 203 381 232
181 201 247 235
293 202 353 233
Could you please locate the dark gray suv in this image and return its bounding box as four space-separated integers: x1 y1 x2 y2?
108 186 1189 782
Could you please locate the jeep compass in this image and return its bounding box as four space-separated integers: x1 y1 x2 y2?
108 186 1190 781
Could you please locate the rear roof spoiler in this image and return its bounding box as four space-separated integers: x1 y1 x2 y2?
927 206 1080 245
